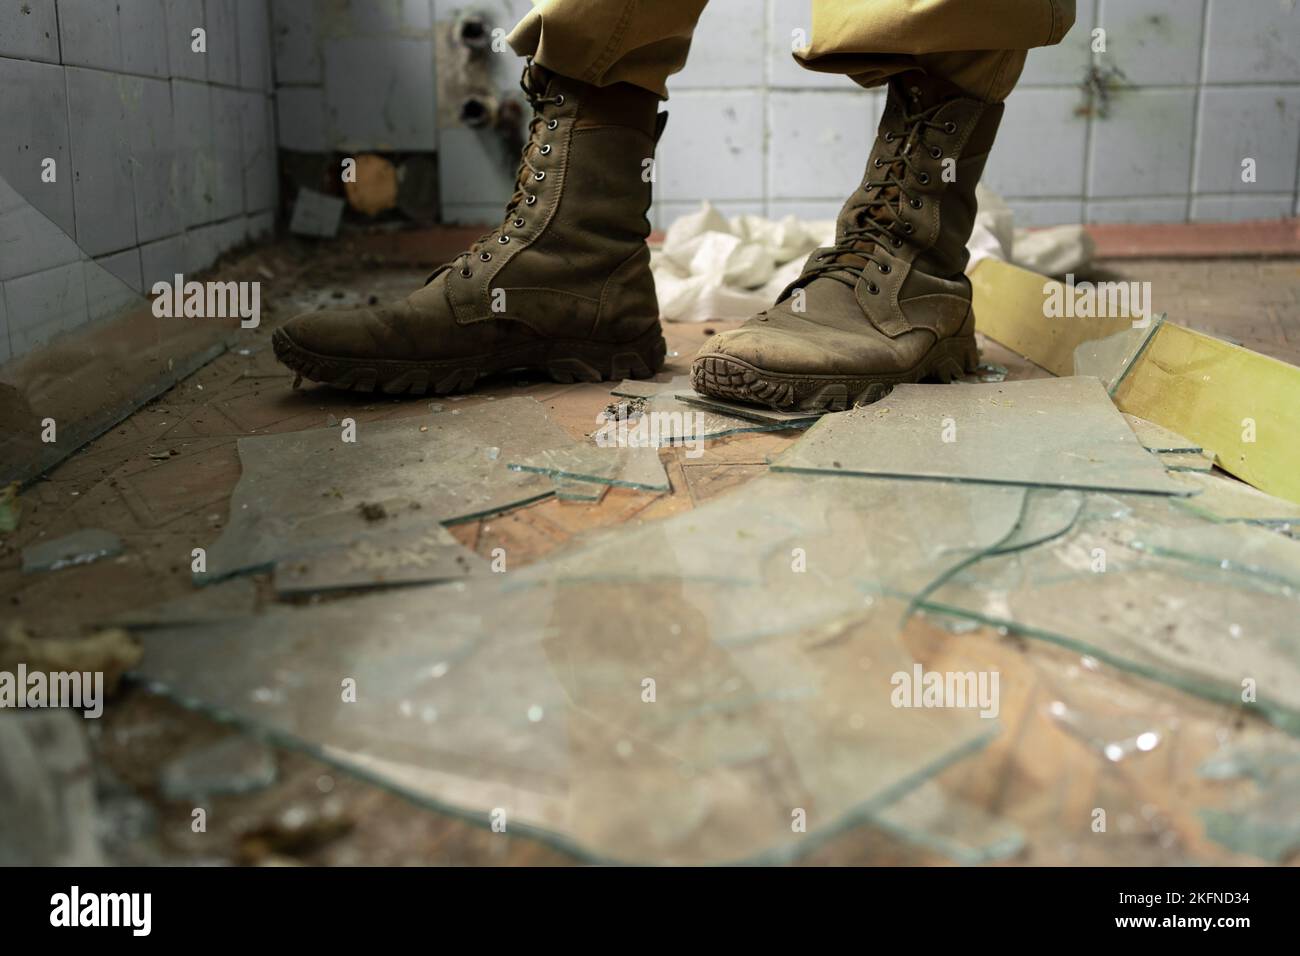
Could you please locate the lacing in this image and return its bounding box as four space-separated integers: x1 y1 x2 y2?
798 103 957 294
447 60 564 280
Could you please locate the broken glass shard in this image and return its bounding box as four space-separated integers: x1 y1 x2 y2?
1157 449 1215 472
873 782 1025 864
1046 700 1166 762
131 473 1024 864
922 494 1300 735
1199 792 1300 863
772 377 1189 496
510 443 670 492
1072 316 1164 394
1127 519 1300 591
158 735 278 800
1196 742 1300 861
22 529 123 573
273 519 487 595
609 376 814 445
1169 471 1300 526
609 378 671 399
553 477 608 503
1123 413 1201 453
111 578 260 628
675 391 824 426
202 397 571 581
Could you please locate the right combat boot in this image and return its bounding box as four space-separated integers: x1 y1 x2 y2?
274 63 668 395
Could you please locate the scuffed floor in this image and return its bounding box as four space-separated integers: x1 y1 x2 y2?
4 241 1300 866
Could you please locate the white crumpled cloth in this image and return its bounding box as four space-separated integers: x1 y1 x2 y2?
652 188 1094 323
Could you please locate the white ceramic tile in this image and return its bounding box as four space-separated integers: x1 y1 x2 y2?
983 88 1088 199
1193 87 1300 194
1204 0 1300 83
1005 199 1086 227
57 0 124 72
240 92 277 212
172 80 216 228
66 68 139 256
120 0 171 77
140 233 189 289
205 0 241 86
0 59 75 236
1085 197 1188 223
84 254 143 323
167 0 209 81
656 91 764 201
0 176 82 281
767 90 877 201
211 85 246 219
1095 0 1203 86
0 0 59 62
127 77 183 244
323 37 437 150
237 0 273 90
4 262 90 356
671 0 764 90
271 0 320 84
1088 88 1196 198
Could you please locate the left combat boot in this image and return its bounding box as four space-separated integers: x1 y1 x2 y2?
692 70 1003 411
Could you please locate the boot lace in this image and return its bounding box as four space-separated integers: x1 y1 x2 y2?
797 102 956 294
448 60 564 280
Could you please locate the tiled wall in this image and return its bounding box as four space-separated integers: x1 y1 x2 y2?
0 0 278 363
270 0 438 153
661 0 1300 228
431 0 1300 231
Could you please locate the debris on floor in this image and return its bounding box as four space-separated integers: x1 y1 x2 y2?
21 528 124 573
510 443 671 493
288 188 346 238
770 377 1188 495
202 397 571 581
159 735 279 801
7 236 1300 868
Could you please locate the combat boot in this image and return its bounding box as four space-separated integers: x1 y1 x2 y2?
692 71 1003 410
274 63 667 394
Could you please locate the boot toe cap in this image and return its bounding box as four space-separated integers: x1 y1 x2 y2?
696 323 855 377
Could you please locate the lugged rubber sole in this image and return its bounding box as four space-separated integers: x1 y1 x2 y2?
272 323 668 396
690 334 980 412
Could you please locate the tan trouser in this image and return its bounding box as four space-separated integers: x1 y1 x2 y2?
507 0 1075 102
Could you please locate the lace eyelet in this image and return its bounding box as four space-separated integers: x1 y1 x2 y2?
867 282 880 294
944 121 957 134
479 252 492 262
878 263 891 274
534 171 546 181
525 195 537 206
918 172 931 185
873 157 884 168
554 94 565 106
547 119 558 130
540 144 551 155
498 235 510 244
903 222 914 234
884 131 895 143
892 237 903 248
929 146 942 159
513 218 525 228
909 197 922 209
460 269 472 278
